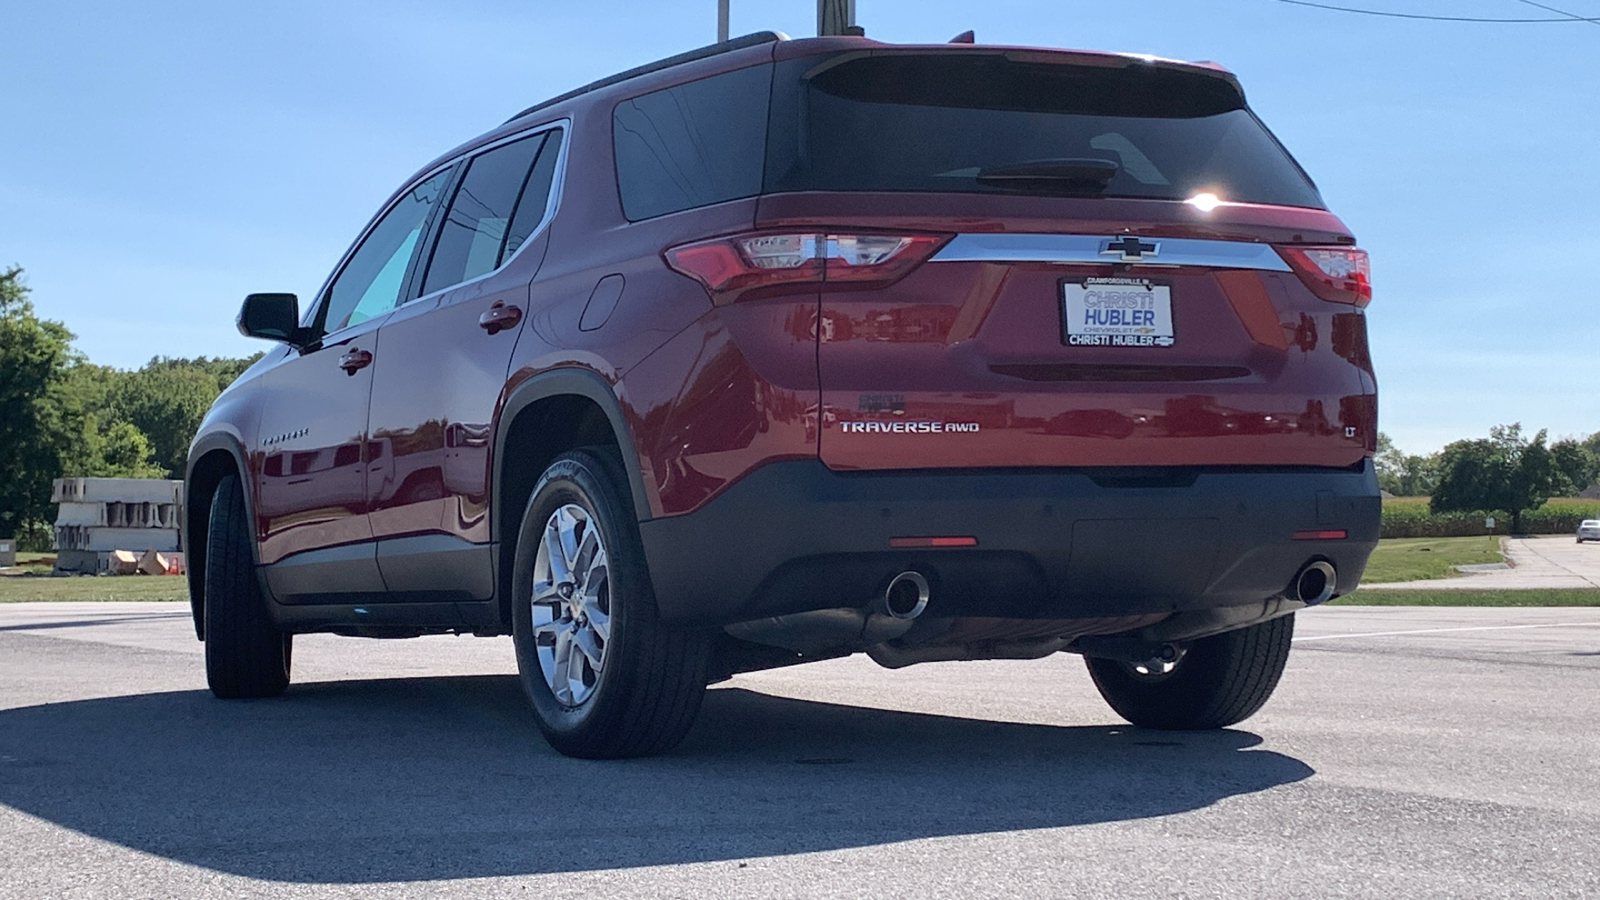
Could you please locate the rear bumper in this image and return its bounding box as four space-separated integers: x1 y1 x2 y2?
638 459 1380 626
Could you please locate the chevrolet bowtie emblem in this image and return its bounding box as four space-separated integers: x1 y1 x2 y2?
1101 236 1159 261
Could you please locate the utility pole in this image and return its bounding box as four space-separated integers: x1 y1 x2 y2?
718 0 858 42
818 0 856 36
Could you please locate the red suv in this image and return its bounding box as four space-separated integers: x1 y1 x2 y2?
187 32 1379 758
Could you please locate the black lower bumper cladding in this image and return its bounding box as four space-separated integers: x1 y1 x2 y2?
638 459 1381 626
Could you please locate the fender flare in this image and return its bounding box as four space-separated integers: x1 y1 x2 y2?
492 367 655 530
184 431 258 639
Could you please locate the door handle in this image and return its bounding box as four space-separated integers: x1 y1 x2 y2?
338 347 373 375
478 300 523 335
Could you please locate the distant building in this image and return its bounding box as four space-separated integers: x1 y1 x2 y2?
52 477 183 574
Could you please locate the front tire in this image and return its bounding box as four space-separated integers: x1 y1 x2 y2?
1086 614 1294 730
511 449 711 758
203 474 291 698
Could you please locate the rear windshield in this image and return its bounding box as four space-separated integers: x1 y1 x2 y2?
764 53 1324 209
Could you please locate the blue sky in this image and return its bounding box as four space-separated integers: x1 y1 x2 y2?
2 0 1595 454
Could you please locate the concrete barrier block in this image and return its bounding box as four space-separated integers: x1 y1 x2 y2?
52 477 182 505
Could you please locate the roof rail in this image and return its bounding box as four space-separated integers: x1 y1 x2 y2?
504 31 787 125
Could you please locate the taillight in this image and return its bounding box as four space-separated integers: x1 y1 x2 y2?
664 232 949 304
1279 246 1371 307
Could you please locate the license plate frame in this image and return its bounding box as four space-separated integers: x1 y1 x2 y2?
1061 276 1175 348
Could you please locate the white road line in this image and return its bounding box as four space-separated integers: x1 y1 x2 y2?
1294 622 1597 642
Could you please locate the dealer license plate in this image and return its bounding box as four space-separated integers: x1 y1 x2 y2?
1062 277 1175 348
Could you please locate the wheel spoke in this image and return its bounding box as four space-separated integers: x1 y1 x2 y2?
563 636 590 694
573 625 605 668
531 578 563 605
529 609 567 639
574 525 601 581
557 508 583 576
584 601 611 643
551 627 580 704
543 516 572 587
582 549 608 596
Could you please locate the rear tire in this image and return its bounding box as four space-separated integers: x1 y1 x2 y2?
1086 613 1294 730
512 449 711 759
203 474 291 698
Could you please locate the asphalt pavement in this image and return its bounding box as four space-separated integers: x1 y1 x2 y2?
1 601 1597 899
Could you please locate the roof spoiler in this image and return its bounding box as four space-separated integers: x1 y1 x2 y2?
504 31 787 124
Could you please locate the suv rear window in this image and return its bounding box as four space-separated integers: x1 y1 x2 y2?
764 53 1324 209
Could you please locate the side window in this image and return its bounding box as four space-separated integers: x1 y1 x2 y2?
422 129 561 296
612 65 771 220
321 169 451 333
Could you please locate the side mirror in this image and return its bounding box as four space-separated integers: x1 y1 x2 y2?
237 293 310 347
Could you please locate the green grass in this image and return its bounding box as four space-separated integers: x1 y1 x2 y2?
1332 589 1600 607
0 574 188 602
1359 535 1504 583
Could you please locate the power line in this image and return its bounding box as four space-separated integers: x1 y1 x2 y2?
1515 0 1600 26
1277 0 1600 22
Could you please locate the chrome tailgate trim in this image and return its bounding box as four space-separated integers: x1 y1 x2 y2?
929 234 1292 271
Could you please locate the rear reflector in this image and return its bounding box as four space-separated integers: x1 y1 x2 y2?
889 536 978 548
665 232 949 304
1292 529 1347 540
1279 246 1371 307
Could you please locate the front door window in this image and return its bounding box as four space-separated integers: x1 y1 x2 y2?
320 170 452 333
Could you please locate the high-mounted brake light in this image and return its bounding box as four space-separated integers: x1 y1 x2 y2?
665 232 949 304
1279 246 1371 307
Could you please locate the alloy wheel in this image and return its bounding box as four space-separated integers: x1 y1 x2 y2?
530 503 611 707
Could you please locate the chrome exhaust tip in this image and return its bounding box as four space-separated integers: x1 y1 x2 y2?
881 571 930 619
1294 560 1337 605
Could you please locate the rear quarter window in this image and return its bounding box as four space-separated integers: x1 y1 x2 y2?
612 64 773 220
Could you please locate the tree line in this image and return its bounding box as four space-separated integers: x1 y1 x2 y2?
1378 425 1600 533
1 266 260 548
